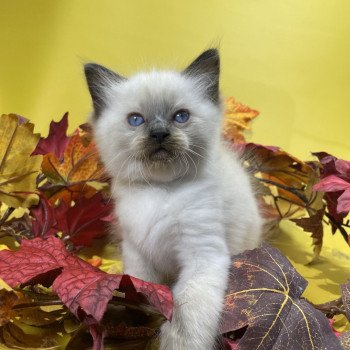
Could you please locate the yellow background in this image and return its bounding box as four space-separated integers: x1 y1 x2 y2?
1 0 350 159
1 0 350 304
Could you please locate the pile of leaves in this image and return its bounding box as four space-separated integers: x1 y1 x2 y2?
224 97 350 261
0 100 349 349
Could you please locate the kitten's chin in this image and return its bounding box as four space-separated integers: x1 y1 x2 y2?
145 158 183 183
136 155 186 184
148 147 173 162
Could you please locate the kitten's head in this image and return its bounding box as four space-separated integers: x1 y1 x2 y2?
84 49 222 184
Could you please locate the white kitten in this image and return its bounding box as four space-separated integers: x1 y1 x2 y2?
84 49 262 350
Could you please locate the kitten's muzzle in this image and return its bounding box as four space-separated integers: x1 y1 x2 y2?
150 131 170 144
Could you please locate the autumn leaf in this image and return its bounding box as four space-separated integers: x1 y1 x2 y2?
223 338 239 350
41 130 106 203
291 207 325 261
0 114 41 208
30 193 57 238
0 321 69 349
340 332 350 350
0 285 73 349
0 236 117 321
237 143 320 233
42 131 103 183
87 256 103 267
54 193 113 246
0 237 173 349
242 143 314 190
0 305 72 350
313 152 350 182
118 274 173 321
314 175 350 214
221 244 341 349
340 280 350 322
313 152 350 206
32 112 70 161
0 289 21 326
313 152 350 240
340 280 350 349
222 97 259 143
30 193 113 246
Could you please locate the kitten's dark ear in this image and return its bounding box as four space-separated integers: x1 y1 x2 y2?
183 49 220 103
84 63 125 117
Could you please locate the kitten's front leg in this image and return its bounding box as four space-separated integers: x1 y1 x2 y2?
160 236 230 350
122 239 162 283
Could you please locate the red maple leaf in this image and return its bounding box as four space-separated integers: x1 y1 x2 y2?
312 152 350 233
119 274 173 321
221 244 341 349
223 338 239 349
31 113 70 161
314 175 350 213
30 193 113 246
313 152 350 182
0 237 173 350
30 194 57 238
313 152 350 214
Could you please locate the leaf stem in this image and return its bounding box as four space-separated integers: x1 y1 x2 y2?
12 300 64 310
324 212 348 243
11 296 163 318
258 178 308 204
0 207 15 226
109 296 164 317
303 297 347 318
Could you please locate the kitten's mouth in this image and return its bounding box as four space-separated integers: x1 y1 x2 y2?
149 147 170 161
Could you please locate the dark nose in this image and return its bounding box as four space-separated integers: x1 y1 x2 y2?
150 131 170 144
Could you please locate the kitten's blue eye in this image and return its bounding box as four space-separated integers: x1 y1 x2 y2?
174 110 190 123
127 113 145 127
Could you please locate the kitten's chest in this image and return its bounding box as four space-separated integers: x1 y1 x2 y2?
116 187 179 259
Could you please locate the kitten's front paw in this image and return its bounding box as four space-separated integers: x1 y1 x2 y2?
160 321 213 350
159 322 188 350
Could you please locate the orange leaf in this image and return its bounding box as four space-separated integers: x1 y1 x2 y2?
240 143 320 221
41 130 106 202
222 97 259 143
87 257 103 267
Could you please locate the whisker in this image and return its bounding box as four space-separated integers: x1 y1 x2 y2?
186 152 198 180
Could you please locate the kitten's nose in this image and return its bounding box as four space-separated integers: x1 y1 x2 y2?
150 131 170 144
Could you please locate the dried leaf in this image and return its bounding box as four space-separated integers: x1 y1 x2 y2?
119 275 173 321
0 237 121 322
30 194 57 238
313 152 350 181
222 244 341 349
30 193 113 246
54 193 113 246
239 143 318 225
222 97 259 143
340 331 350 349
0 237 173 349
291 207 325 261
340 280 350 321
313 152 350 233
0 114 41 208
87 256 103 267
340 281 350 349
314 175 350 214
0 320 69 349
223 338 239 350
0 289 20 326
0 287 71 349
244 143 313 190
32 112 70 161
41 131 106 203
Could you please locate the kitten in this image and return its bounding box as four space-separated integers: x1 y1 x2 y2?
84 49 262 350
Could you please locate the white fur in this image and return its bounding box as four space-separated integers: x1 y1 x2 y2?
91 68 262 349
